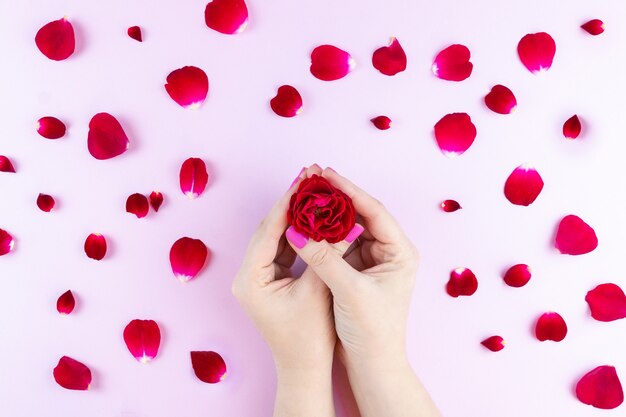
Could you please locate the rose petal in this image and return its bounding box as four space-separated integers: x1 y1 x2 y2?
370 116 392 130
440 200 461 212
35 17 75 61
372 37 407 76
53 356 91 390
504 164 544 206
535 312 567 342
270 85 303 118
165 66 209 109
484 85 517 114
563 115 582 140
127 26 142 42
432 44 473 81
87 113 130 160
191 351 227 383
126 193 149 218
503 264 531 288
180 158 209 198
149 191 164 212
310 45 355 81
56 290 75 315
555 215 598 255
581 19 605 36
37 193 56 212
585 283 626 322
0 228 15 256
123 319 161 363
84 233 107 260
517 32 556 74
204 0 249 35
433 113 477 157
576 366 624 409
481 336 505 352
0 155 16 173
446 267 478 297
37 116 66 139
170 237 209 282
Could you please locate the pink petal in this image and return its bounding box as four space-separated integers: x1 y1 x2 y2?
563 115 582 140
440 200 462 213
517 32 556 74
504 164 544 206
37 193 56 212
165 66 209 109
87 113 130 160
0 155 16 173
481 336 505 352
204 0 249 35
123 319 161 363
37 116 66 139
170 237 209 282
149 191 164 212
127 26 142 42
432 44 473 81
370 116 392 130
310 45 355 81
484 85 517 114
191 351 227 383
433 113 477 157
581 19 605 36
446 267 478 297
555 215 598 255
0 228 15 256
585 283 626 322
35 17 75 61
503 264 531 288
53 356 91 390
576 366 624 409
126 193 149 218
535 312 567 342
372 37 407 76
84 233 106 261
270 85 303 118
180 158 209 198
56 290 75 315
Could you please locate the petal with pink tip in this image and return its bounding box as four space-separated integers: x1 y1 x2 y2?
581 20 605 36
0 156 16 173
481 336 505 352
433 113 477 157
484 85 517 114
127 26 142 42
87 113 130 160
503 264 531 287
0 229 15 256
370 116 392 130
123 319 161 363
446 267 477 297
53 356 91 390
504 164 544 206
372 37 407 76
170 237 209 282
150 191 164 212
37 117 66 139
432 44 473 81
84 233 106 260
191 351 227 383
126 193 149 218
555 215 598 255
535 312 567 342
204 0 249 35
270 85 303 118
585 283 626 322
180 158 209 198
576 366 624 409
310 45 354 81
517 32 556 74
37 193 55 212
165 66 209 109
35 18 75 61
563 115 582 140
56 290 75 315
440 200 461 212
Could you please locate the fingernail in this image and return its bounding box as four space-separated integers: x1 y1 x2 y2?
326 167 337 174
286 226 308 249
344 224 364 243
289 167 306 189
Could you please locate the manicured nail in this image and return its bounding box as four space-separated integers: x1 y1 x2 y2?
289 167 306 189
286 226 308 249
344 224 364 243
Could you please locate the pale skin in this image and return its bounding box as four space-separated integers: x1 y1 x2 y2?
232 164 441 417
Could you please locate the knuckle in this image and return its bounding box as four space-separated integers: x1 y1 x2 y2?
308 246 330 267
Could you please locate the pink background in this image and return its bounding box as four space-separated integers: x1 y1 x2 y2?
1 0 625 416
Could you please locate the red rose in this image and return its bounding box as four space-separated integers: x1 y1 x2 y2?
287 175 356 243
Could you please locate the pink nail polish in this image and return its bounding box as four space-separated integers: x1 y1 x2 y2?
286 226 308 249
344 224 364 243
289 167 306 189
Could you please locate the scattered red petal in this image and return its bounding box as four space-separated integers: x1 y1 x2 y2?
440 200 461 212
204 0 249 35
165 66 209 109
372 37 407 76
555 215 598 255
370 116 392 130
503 264 531 287
481 336 505 352
36 193 55 212
484 85 517 114
535 312 567 342
517 32 556 74
0 228 15 256
0 156 16 173
35 17 75 61
126 193 149 218
53 356 91 390
180 158 209 198
432 44 473 81
150 191 164 212
446 267 478 297
504 164 544 206
56 290 75 315
37 116 66 139
585 283 626 322
191 351 227 383
170 237 209 282
310 45 355 81
84 233 107 260
87 113 130 160
433 113 477 157
123 319 161 363
576 366 624 409
270 85 303 118
581 19 605 36
127 26 142 42
563 115 582 140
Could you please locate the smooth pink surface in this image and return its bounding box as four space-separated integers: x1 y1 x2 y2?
1 1 625 417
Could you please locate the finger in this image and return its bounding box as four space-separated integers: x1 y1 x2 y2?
274 235 297 268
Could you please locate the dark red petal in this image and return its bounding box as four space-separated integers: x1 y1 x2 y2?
123 319 161 363
585 283 626 322
504 164 544 206
440 200 461 212
37 193 56 212
503 264 531 287
517 32 556 74
432 44 473 81
370 116 392 130
87 113 130 160
0 228 15 256
84 233 107 260
576 366 624 409
56 290 75 315
581 19 605 36
484 85 517 114
0 155 16 173
372 37 407 76
35 18 75 61
555 215 598 255
126 193 149 218
433 113 477 157
563 115 582 140
446 267 478 297
37 116 66 139
535 312 567 342
204 0 249 35
191 351 227 383
481 336 505 352
180 158 209 198
270 85 303 118
170 237 209 282
310 45 355 81
53 356 91 390
127 26 142 42
165 66 209 109
149 191 164 212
